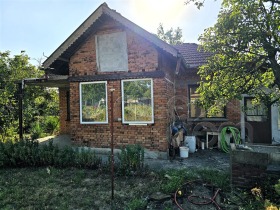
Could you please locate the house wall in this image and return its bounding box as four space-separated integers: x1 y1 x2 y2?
175 70 241 133
64 18 175 151
69 19 158 77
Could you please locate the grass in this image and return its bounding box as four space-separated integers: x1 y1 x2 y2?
0 167 162 210
0 167 278 209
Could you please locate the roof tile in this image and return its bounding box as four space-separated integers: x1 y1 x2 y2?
174 43 212 68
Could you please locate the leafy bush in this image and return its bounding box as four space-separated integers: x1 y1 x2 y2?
118 144 144 176
0 139 102 169
30 122 44 140
43 116 59 134
75 148 102 169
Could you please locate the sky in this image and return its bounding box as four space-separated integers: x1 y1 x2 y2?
0 0 221 65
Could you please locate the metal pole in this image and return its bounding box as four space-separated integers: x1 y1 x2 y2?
110 88 115 200
18 81 24 140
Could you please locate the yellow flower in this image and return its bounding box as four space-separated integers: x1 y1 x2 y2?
265 205 279 210
251 187 262 198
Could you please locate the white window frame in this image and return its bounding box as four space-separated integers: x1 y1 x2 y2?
79 81 108 124
95 31 128 72
121 78 154 125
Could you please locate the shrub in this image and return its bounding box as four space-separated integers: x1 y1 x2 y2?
118 144 144 176
0 139 102 169
75 148 102 169
43 116 59 134
30 122 43 140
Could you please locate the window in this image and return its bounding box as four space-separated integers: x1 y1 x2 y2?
122 79 154 124
189 85 225 118
80 81 108 124
245 97 267 122
96 32 128 72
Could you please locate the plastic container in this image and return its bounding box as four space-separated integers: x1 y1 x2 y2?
185 136 196 153
179 146 189 158
201 142 205 150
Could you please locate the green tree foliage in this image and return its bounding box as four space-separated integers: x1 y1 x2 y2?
0 51 59 140
196 0 280 111
185 0 206 9
157 23 183 45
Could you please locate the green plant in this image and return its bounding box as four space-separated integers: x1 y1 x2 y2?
43 116 59 134
126 198 147 210
30 122 43 140
275 179 280 195
118 144 144 176
0 138 102 169
160 169 192 193
75 148 102 169
196 168 230 190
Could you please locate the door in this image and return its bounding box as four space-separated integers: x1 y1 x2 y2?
244 97 271 144
271 105 280 144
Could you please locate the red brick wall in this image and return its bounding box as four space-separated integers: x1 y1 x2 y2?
65 18 174 151
69 79 171 151
69 19 158 76
176 69 241 126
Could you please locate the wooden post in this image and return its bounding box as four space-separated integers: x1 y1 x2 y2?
18 81 24 140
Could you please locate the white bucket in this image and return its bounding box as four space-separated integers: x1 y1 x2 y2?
185 136 196 153
179 146 189 158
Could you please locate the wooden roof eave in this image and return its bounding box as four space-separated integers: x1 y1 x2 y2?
23 76 69 88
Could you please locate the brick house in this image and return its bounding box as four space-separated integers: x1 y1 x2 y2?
25 3 277 154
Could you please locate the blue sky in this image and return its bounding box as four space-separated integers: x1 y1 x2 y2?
0 0 221 65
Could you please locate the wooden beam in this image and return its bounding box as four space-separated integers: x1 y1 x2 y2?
175 57 182 75
57 57 69 62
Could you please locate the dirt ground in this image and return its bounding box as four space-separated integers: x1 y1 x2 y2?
145 148 230 172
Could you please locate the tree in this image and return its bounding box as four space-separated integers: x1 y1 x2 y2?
0 51 59 140
157 23 183 45
185 0 207 9
196 0 280 112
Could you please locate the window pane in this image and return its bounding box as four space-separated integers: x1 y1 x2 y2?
189 85 224 118
122 79 153 123
96 32 128 72
189 86 205 118
80 82 107 123
245 98 267 122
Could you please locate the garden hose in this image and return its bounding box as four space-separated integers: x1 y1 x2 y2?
220 126 241 153
174 180 223 210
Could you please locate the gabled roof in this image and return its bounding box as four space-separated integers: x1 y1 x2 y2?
43 2 180 74
174 43 213 68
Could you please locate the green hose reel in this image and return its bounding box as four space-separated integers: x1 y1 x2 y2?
220 126 241 153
